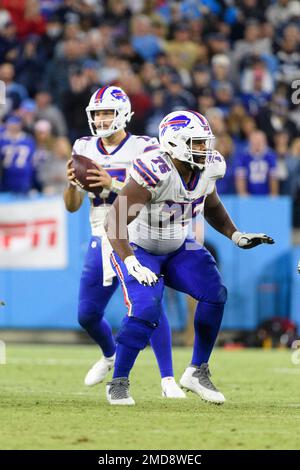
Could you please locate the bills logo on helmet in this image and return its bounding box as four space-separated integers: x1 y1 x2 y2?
160 115 191 135
111 88 128 102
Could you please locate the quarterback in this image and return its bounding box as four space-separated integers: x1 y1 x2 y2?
64 86 184 398
105 110 274 405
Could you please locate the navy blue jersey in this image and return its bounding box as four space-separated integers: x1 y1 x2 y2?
0 132 36 193
235 148 277 195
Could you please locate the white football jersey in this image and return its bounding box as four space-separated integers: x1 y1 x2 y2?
72 133 159 237
128 150 226 254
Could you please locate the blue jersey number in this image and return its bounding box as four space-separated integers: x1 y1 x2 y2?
92 168 127 206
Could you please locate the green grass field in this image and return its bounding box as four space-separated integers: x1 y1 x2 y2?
1 344 300 450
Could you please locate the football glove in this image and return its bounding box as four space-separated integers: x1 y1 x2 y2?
297 260 300 274
124 255 159 286
232 231 274 249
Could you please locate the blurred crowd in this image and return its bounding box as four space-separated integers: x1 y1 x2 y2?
0 0 300 222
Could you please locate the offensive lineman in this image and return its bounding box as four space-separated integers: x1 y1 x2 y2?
64 86 185 398
105 110 274 405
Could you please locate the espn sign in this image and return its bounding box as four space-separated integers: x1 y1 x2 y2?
0 198 67 268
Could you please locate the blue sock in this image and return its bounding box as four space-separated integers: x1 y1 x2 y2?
83 316 116 358
192 301 224 366
96 317 116 358
150 311 174 378
113 343 140 378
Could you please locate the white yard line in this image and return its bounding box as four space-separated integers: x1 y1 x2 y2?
271 368 300 374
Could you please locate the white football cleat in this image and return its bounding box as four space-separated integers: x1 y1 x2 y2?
161 377 186 398
106 378 135 405
180 363 225 404
84 353 115 386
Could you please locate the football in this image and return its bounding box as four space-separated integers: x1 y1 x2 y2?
72 154 103 195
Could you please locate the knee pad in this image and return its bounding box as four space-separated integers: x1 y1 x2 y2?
78 300 101 328
116 316 156 350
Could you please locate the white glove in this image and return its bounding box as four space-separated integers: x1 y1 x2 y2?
232 231 274 249
124 255 159 286
297 260 300 274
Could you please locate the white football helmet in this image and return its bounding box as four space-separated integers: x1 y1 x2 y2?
86 86 133 137
159 110 215 170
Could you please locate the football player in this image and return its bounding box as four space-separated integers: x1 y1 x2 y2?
105 110 274 405
64 86 184 398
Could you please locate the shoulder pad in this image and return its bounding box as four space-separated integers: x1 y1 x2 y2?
72 136 94 156
131 153 172 188
134 135 160 154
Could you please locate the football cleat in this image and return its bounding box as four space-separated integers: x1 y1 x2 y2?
106 378 135 405
161 377 186 398
84 353 115 386
180 363 225 404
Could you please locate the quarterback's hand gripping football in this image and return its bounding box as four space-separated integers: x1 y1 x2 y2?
232 231 274 249
124 256 159 287
86 162 112 189
66 158 76 186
